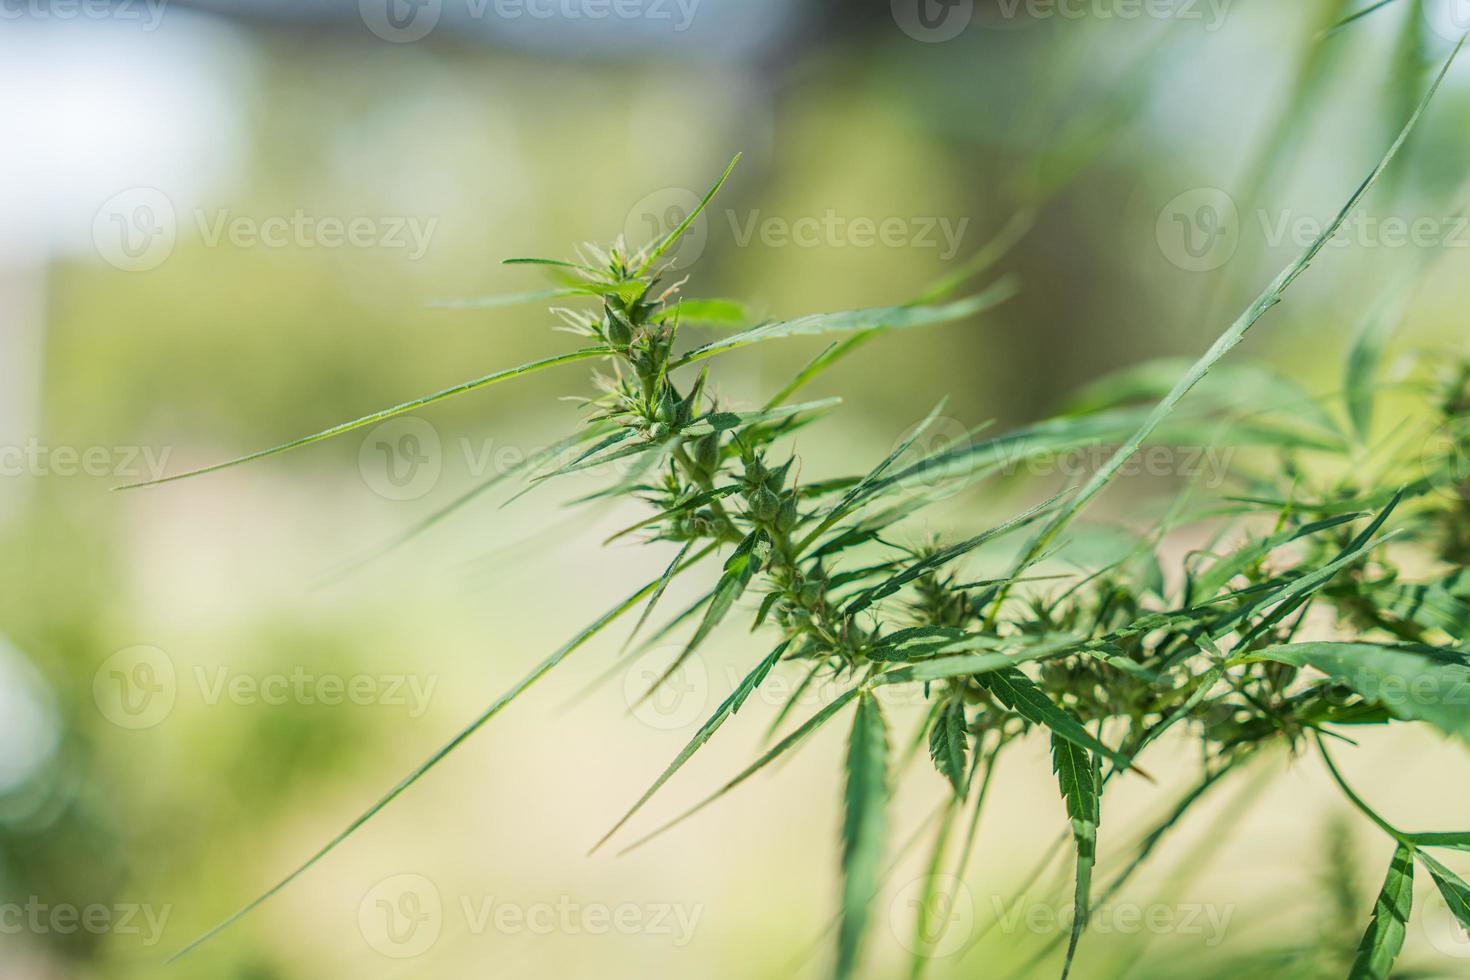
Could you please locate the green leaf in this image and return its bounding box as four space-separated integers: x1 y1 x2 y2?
1327 0 1401 37
592 639 788 854
116 347 615 490
1248 642 1470 742
1371 579 1470 640
762 334 878 412
837 692 889 980
654 298 749 326
1213 499 1400 643
1347 843 1414 980
1418 851 1470 933
1344 287 1407 444
979 668 1134 772
631 530 769 708
635 153 740 275
501 256 601 272
1407 832 1470 853
683 398 843 437
1189 513 1362 600
603 486 743 545
672 281 1017 368
326 424 616 580
620 541 694 652
843 493 1062 615
928 698 969 796
429 287 587 309
1050 733 1099 980
620 686 862 855
871 634 1086 685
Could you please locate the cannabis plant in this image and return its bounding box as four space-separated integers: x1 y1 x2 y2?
126 41 1470 980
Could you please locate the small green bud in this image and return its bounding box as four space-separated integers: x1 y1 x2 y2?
749 486 780 523
776 495 799 533
694 433 721 472
605 315 632 346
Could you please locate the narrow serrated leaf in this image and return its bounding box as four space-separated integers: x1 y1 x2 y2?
928 698 969 796
836 693 889 980
1348 843 1414 980
1050 732 1099 980
980 668 1134 772
118 347 614 490
620 687 862 855
672 281 1017 369
592 639 788 854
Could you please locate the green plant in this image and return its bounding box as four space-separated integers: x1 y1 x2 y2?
125 43 1470 980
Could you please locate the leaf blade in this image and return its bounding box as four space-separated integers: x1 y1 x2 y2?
836 693 890 980
1348 843 1415 980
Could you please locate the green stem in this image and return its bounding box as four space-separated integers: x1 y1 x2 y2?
1314 732 1411 845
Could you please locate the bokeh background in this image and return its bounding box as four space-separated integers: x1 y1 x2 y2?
5 1 1470 977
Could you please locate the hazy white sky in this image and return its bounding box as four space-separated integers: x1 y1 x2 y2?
0 11 252 264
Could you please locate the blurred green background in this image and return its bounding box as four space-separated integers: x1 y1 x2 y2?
5 1 1470 977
